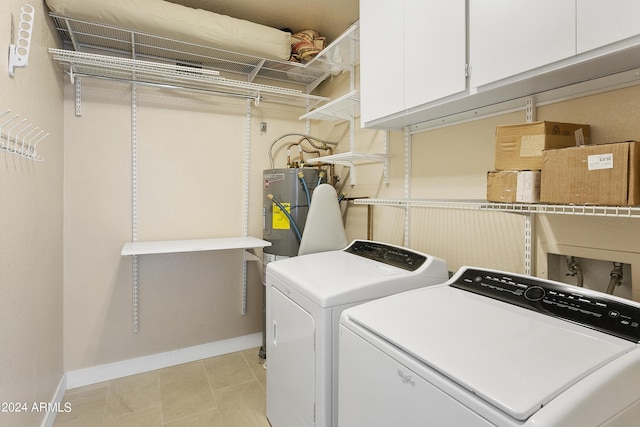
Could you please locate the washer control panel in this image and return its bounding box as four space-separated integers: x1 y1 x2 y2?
451 267 640 343
344 240 427 271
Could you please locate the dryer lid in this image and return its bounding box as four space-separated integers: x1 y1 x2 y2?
344 284 636 421
266 241 447 307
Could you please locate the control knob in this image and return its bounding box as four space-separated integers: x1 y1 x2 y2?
525 286 545 301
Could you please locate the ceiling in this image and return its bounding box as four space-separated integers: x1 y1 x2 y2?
167 0 359 43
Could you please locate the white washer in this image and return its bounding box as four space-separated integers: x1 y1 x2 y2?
339 266 640 427
266 240 448 427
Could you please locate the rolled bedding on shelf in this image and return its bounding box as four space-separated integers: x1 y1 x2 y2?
45 0 292 60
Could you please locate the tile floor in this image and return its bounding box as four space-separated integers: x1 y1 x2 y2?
53 347 270 427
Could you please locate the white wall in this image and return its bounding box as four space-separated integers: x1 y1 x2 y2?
0 1 64 425
62 77 310 371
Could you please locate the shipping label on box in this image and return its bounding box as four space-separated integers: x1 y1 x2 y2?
540 141 640 206
495 121 591 170
487 170 540 203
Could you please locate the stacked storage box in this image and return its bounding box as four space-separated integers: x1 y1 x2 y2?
540 141 640 206
487 121 590 203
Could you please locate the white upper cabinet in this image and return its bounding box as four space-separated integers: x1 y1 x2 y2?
359 0 404 126
469 0 576 89
404 1 466 110
577 0 640 53
360 1 640 130
360 0 466 127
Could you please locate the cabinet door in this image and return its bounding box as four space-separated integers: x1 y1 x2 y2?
359 0 405 126
577 0 640 53
360 0 466 126
404 0 466 110
469 0 576 89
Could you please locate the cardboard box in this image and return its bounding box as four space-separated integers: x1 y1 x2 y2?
487 170 540 203
540 141 640 206
495 121 590 170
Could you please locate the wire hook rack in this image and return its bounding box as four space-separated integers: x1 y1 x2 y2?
0 109 49 161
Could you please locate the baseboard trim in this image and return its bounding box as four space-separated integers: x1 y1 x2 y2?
65 332 262 390
40 375 67 427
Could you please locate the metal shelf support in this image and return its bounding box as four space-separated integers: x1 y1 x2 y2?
242 99 251 316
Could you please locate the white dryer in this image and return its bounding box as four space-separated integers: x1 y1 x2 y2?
265 240 448 427
339 266 640 427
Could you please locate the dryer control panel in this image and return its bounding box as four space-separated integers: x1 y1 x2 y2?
344 240 427 271
451 267 640 343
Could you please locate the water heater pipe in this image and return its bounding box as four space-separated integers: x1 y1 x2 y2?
565 256 584 287
298 171 312 208
268 133 338 169
606 262 624 295
267 194 302 242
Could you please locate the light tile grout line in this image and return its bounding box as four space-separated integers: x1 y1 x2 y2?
55 348 266 426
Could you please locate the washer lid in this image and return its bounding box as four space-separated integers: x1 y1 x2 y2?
344 285 636 421
267 245 447 307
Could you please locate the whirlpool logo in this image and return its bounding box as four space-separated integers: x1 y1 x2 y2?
397 368 416 387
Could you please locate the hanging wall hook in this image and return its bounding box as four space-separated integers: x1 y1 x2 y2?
1 114 22 149
32 132 49 160
21 127 39 156
8 4 35 77
14 122 32 154
0 110 13 148
0 109 48 161
7 118 27 153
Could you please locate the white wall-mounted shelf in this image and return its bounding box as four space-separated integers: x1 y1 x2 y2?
353 198 640 219
121 236 270 329
307 151 388 186
299 90 360 121
306 151 387 167
121 236 270 256
48 13 359 107
356 198 640 279
304 22 360 78
49 49 330 108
